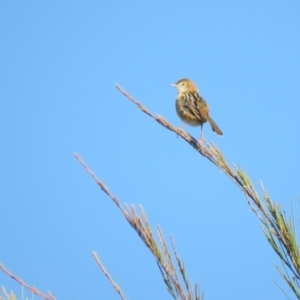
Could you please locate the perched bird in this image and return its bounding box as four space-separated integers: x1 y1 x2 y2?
171 78 223 139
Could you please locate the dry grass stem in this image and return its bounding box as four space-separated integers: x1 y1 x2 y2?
74 153 122 209
0 263 55 300
0 287 16 300
115 84 259 199
92 252 127 300
74 153 202 300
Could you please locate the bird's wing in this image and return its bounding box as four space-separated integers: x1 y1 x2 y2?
185 92 208 121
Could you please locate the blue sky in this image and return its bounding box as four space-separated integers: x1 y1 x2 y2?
1 1 300 300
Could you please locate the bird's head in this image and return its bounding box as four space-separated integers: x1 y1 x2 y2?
171 78 198 94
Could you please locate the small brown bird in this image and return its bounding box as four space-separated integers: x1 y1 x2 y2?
171 78 223 139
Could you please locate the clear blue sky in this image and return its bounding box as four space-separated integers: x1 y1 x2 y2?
1 1 300 300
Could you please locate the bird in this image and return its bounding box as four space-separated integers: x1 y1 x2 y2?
171 78 223 140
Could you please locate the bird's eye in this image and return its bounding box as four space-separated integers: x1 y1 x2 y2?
181 82 186 86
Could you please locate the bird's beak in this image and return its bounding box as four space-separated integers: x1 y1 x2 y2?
171 83 177 87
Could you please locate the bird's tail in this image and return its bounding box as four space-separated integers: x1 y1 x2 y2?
207 116 223 136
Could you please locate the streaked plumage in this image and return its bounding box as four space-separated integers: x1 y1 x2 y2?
172 78 223 137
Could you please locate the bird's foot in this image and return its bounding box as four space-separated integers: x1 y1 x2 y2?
176 125 184 138
197 132 204 147
197 138 203 147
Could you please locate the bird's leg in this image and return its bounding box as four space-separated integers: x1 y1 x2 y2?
198 125 204 144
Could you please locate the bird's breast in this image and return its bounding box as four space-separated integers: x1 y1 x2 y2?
175 98 202 126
